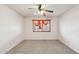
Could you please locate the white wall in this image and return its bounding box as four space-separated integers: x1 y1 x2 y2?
59 5 79 53
24 16 58 40
0 5 24 53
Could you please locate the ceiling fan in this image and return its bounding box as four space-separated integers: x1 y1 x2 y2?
37 4 53 13
28 4 54 15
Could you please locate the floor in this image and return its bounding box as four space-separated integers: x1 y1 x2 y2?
7 40 77 54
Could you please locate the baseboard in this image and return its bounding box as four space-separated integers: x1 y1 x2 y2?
24 39 58 40
59 39 79 53
4 39 24 54
0 51 7 54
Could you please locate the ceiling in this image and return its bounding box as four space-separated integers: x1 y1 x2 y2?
6 4 76 17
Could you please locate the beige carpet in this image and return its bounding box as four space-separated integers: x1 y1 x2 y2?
7 40 77 54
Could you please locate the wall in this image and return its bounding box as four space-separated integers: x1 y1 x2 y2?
0 5 24 53
59 5 79 53
24 16 58 40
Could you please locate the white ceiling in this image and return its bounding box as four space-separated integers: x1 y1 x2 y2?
6 4 76 17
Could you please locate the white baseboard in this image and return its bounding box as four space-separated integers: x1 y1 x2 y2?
24 38 58 40
59 39 79 53
0 39 24 54
0 51 7 54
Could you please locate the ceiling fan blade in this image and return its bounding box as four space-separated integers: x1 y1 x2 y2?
45 10 54 13
38 4 42 11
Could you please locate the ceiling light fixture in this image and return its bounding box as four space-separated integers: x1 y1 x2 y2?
38 10 44 15
40 11 44 15
41 5 46 9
